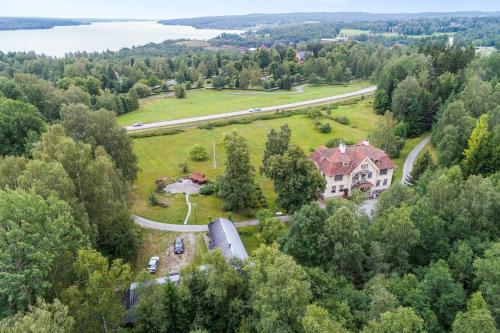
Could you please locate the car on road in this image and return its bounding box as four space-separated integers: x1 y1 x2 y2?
174 237 184 254
133 122 144 127
248 108 261 113
147 256 160 273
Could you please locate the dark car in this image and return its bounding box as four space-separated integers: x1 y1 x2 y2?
174 237 184 254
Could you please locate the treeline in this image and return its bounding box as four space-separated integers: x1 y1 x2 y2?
159 11 499 29
0 39 383 115
0 17 87 31
213 16 499 48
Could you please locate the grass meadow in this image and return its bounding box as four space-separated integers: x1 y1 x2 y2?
117 82 371 126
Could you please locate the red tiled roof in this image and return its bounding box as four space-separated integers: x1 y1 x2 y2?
308 142 397 176
190 172 206 182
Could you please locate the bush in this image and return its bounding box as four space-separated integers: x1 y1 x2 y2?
189 144 208 161
333 116 350 125
307 109 321 119
319 123 332 133
174 84 186 98
148 192 160 206
128 128 183 138
325 137 354 148
199 183 215 195
394 122 408 138
185 82 192 90
132 82 151 98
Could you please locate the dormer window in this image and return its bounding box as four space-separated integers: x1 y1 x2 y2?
380 169 388 176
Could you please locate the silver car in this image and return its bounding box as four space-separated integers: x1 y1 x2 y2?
133 122 144 127
147 256 160 273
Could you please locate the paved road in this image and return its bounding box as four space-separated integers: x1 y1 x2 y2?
134 215 289 233
126 86 377 132
401 135 431 184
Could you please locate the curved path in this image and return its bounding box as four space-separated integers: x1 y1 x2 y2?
401 135 431 184
126 86 377 132
134 214 289 233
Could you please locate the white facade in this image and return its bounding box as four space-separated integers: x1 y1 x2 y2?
322 157 394 198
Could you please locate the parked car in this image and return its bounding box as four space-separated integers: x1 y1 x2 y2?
133 122 144 127
147 256 160 273
174 237 184 254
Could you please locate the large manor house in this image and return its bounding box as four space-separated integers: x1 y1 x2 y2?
309 141 397 198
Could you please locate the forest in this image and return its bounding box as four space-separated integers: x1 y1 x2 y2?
0 14 498 332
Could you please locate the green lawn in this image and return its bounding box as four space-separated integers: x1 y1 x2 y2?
117 82 371 126
132 99 376 224
130 98 428 224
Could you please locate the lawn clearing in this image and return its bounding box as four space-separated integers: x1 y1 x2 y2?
338 29 399 38
117 82 371 126
130 98 427 224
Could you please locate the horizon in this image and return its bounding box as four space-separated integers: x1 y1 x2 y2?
2 0 500 20
2 9 500 22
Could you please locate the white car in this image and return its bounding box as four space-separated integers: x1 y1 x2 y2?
147 256 160 273
133 122 144 127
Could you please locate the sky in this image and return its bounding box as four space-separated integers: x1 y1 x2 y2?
1 0 499 19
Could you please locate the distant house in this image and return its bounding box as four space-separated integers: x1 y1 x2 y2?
295 50 312 64
208 218 248 261
190 172 207 185
309 141 397 198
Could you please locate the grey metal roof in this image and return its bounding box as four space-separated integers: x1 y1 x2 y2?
208 218 248 260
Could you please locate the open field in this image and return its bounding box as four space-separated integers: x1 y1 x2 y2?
338 28 399 38
130 98 425 225
117 82 371 126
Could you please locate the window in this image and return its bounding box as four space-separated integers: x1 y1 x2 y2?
368 172 373 179
331 186 336 193
339 185 344 192
361 163 368 169
361 173 366 180
376 180 380 187
383 179 388 186
380 169 388 176
334 175 343 181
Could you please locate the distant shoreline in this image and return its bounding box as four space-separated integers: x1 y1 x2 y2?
0 17 148 31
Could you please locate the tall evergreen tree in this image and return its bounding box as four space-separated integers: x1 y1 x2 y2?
406 150 435 186
463 114 492 176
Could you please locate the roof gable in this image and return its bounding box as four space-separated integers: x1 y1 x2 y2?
308 142 397 176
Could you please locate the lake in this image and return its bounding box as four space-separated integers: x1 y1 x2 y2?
0 21 241 57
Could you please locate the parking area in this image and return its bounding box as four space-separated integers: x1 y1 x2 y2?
164 179 202 194
134 229 197 278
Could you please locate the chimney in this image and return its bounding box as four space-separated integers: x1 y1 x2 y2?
339 143 346 154
362 140 369 146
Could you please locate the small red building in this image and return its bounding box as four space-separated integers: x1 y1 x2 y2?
190 172 207 184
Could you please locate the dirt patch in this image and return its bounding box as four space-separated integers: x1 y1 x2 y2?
161 233 196 274
134 230 197 278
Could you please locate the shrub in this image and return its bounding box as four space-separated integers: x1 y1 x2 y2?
307 109 321 119
128 128 183 138
132 82 151 98
179 161 189 174
189 144 208 161
185 81 192 90
148 192 160 206
333 116 350 125
199 183 215 195
319 123 332 133
326 137 354 148
394 122 408 138
174 84 186 98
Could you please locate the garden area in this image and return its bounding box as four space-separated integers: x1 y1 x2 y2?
117 82 371 126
